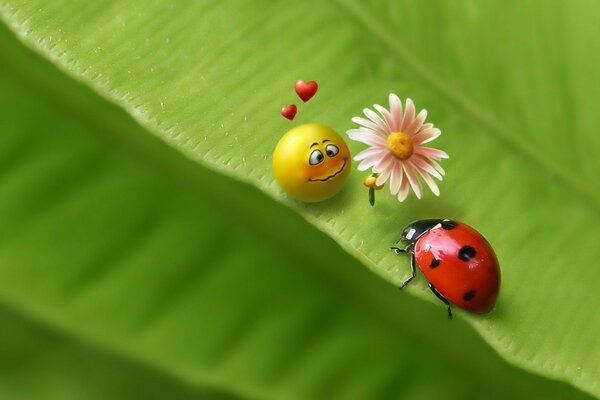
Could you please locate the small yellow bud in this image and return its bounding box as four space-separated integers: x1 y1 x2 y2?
363 175 383 190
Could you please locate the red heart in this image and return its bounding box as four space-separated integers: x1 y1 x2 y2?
280 104 297 120
295 80 318 102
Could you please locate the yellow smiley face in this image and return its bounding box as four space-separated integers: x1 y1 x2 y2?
273 124 351 202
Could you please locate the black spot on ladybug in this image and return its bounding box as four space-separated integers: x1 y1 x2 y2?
430 258 440 268
441 220 458 230
458 245 476 261
463 290 477 301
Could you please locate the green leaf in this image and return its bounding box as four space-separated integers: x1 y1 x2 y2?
2 22 588 400
1 0 599 398
0 22 591 400
0 305 235 400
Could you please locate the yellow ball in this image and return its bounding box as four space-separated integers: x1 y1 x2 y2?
273 123 351 202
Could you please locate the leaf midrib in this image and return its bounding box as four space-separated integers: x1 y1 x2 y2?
336 0 600 213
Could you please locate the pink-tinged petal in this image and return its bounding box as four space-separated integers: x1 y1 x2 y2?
400 98 416 132
402 161 423 199
357 153 383 171
420 171 441 196
352 116 382 133
428 158 446 176
354 147 387 161
397 178 410 202
348 125 387 139
357 149 389 171
419 123 434 132
411 155 443 180
372 152 394 174
376 163 393 186
414 146 449 160
347 129 387 147
389 161 404 195
374 104 394 131
413 128 441 145
389 93 403 131
410 160 440 196
406 109 427 135
363 108 389 132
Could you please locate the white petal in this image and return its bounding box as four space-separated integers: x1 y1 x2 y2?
420 171 440 196
423 173 440 196
414 146 449 160
354 147 387 161
352 116 381 132
389 93 403 131
357 154 382 171
374 104 394 130
406 109 427 135
363 108 389 133
397 178 410 202
347 129 387 147
347 126 386 139
413 128 441 145
389 161 403 195
419 123 434 131
410 159 440 196
376 164 392 186
402 161 423 199
372 152 394 174
428 158 446 176
411 155 443 180
357 150 388 171
400 98 416 132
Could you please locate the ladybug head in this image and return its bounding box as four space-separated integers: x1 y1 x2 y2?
400 219 444 244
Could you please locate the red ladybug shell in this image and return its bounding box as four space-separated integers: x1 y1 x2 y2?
414 222 500 313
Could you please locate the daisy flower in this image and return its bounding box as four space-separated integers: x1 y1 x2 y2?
347 94 448 202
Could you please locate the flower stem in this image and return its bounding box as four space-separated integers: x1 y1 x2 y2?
369 187 375 206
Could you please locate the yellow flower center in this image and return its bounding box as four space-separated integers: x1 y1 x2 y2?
387 132 414 160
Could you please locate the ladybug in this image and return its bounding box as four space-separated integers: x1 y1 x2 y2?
391 219 500 319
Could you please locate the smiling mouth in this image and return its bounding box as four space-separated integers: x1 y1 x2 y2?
308 158 347 182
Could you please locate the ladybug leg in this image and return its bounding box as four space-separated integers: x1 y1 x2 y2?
428 283 453 320
390 243 413 254
398 251 417 289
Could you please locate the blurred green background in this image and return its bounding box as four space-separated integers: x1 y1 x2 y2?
1 1 600 399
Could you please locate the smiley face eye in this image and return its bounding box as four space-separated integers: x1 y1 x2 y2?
309 149 324 165
325 144 339 157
